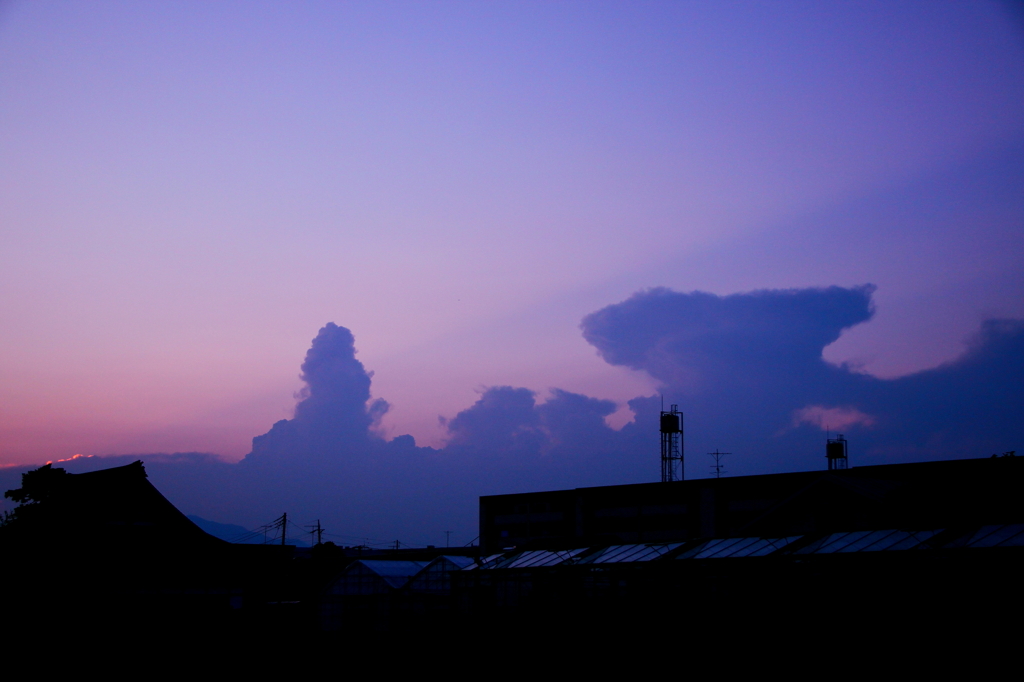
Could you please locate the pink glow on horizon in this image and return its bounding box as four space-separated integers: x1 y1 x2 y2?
45 454 96 465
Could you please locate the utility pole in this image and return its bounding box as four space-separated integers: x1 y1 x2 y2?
444 530 453 548
306 520 324 546
393 540 400 550
280 512 287 546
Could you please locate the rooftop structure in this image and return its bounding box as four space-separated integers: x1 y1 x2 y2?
479 456 1024 552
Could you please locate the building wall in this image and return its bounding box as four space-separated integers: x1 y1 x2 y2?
479 458 1024 552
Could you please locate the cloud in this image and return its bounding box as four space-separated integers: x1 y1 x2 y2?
791 405 876 431
443 386 543 455
45 454 97 465
581 285 876 393
442 386 619 459
245 323 388 466
537 389 618 453
186 324 628 543
19 288 1019 546
581 286 1024 473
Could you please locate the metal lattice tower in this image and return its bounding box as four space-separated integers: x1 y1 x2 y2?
826 434 849 470
660 404 684 482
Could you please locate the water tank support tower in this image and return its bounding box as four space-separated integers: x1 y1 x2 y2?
826 434 849 471
661 404 684 482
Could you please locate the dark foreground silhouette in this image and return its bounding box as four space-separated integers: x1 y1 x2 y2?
3 456 1023 659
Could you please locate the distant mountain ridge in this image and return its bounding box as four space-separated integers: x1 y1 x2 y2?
186 514 308 546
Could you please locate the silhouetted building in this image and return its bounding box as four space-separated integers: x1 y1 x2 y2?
462 456 1024 646
479 457 1024 552
408 554 476 594
3 460 221 546
0 461 293 635
454 520 1024 645
7 455 1023 645
319 555 476 631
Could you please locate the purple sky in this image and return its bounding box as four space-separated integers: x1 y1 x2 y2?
1 1 1022 466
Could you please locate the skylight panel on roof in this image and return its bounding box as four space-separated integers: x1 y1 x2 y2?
834 530 899 553
967 524 1024 548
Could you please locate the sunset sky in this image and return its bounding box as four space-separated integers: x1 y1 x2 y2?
2 1 1022 468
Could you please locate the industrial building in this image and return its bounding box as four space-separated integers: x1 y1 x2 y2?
307 451 1024 638
479 456 1024 552
465 454 1024 641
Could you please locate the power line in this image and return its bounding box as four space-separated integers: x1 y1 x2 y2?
229 516 432 550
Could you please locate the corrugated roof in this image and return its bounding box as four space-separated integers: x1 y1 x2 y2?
580 543 682 564
354 560 429 588
958 524 1024 548
463 553 504 570
794 529 940 554
677 536 800 559
464 524 1020 575
426 555 476 570
491 548 587 569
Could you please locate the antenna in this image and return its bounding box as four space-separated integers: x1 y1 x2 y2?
660 403 684 482
444 530 453 547
826 434 849 471
708 449 731 478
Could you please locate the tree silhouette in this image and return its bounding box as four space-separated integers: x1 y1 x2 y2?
2 464 67 528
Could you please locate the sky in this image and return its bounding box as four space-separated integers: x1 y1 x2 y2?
1 1 1023 542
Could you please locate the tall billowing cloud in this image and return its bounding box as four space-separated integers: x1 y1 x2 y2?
245 323 388 466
